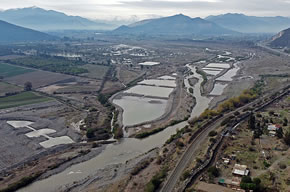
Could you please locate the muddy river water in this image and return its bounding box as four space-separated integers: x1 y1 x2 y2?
19 63 230 192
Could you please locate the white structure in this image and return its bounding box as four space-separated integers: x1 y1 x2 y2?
268 124 279 131
232 164 249 176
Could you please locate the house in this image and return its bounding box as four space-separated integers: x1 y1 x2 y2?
232 164 249 176
222 158 230 164
219 177 244 191
267 124 280 131
269 131 276 136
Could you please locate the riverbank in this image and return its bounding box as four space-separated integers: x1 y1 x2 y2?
109 72 194 138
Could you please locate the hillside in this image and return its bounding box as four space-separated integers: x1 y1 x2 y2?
270 28 290 48
0 20 55 42
0 7 113 31
112 14 238 37
206 13 290 33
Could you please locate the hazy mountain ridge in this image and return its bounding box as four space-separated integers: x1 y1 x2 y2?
0 20 55 42
206 13 290 33
270 28 290 48
0 7 113 31
112 14 238 37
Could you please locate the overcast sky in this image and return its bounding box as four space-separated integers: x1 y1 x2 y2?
1 0 290 20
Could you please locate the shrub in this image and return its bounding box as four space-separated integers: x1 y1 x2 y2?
208 166 220 177
145 167 168 192
284 131 290 146
182 170 191 180
208 131 217 137
86 128 95 138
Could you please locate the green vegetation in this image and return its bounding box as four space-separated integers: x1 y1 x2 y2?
182 170 191 180
284 130 290 146
0 91 51 109
198 80 264 122
135 119 188 139
208 130 217 137
24 81 32 91
188 87 193 94
0 173 41 192
0 82 22 96
208 166 220 177
145 166 168 192
166 126 192 144
135 127 166 139
86 128 95 139
131 159 151 176
9 56 88 75
0 63 34 78
240 176 263 191
196 68 208 87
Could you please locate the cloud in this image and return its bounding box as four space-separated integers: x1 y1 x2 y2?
0 0 290 19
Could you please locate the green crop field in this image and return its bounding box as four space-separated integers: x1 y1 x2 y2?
0 82 22 96
0 91 52 109
0 63 34 78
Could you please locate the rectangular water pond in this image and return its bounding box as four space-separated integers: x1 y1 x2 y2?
124 85 174 98
138 79 176 87
113 96 168 126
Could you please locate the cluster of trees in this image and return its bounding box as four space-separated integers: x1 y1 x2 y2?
240 176 262 191
249 112 290 145
84 113 111 141
197 88 258 123
9 56 88 75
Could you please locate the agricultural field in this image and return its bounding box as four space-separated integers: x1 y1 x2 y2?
0 91 52 109
0 63 34 78
118 68 142 84
5 71 75 88
0 82 22 96
8 56 88 75
80 64 109 79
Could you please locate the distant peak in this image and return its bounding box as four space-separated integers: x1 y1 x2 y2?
30 6 40 9
173 13 189 18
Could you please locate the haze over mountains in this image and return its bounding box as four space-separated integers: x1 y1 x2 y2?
1 6 290 43
0 20 55 42
206 13 290 33
112 14 237 37
0 7 113 31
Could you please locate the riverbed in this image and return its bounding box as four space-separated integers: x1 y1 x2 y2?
19 63 212 192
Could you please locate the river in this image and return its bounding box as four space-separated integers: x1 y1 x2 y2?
18 64 212 192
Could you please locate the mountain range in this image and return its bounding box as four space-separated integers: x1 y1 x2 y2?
0 7 114 31
112 14 237 37
206 13 290 33
0 20 55 43
270 28 290 48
